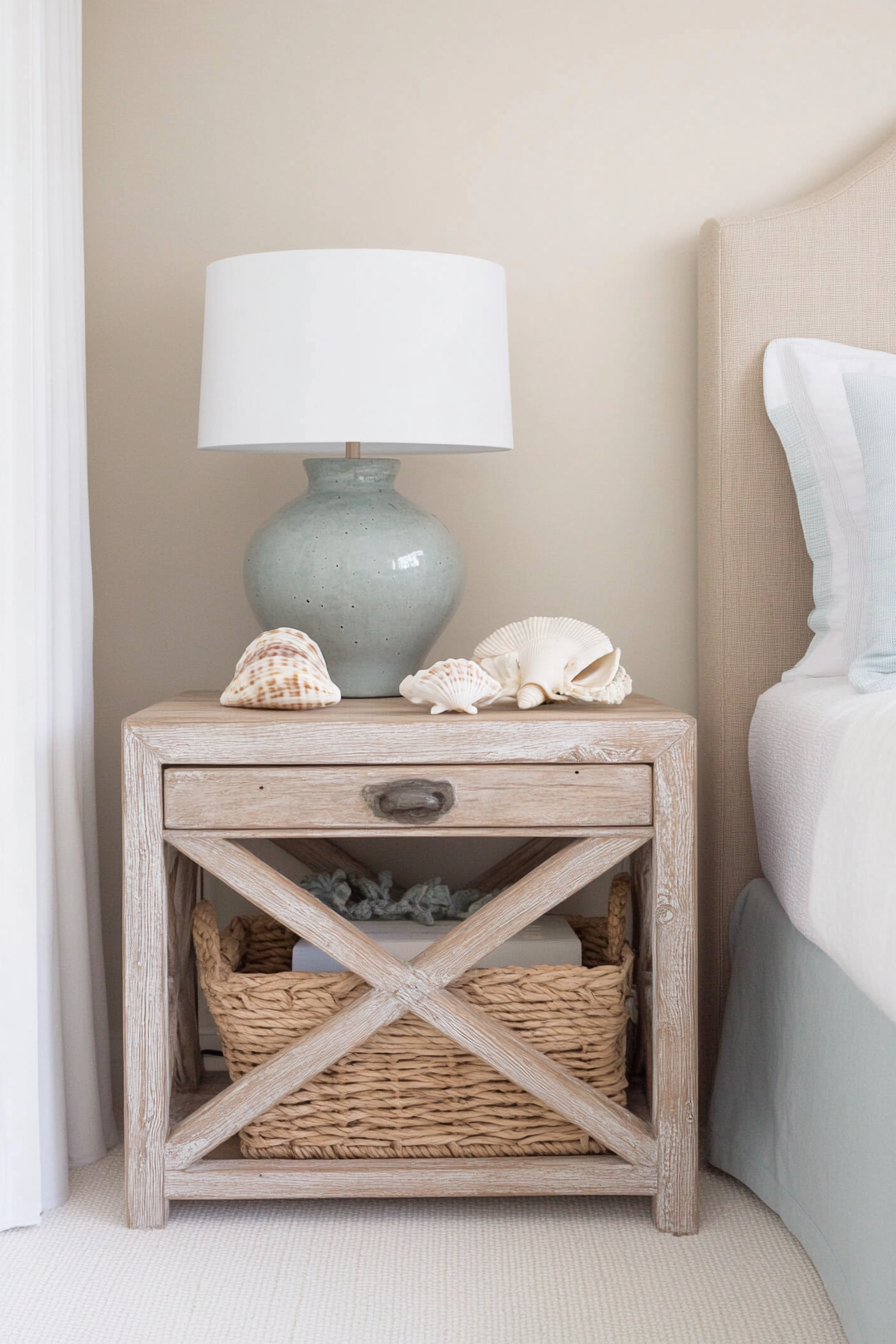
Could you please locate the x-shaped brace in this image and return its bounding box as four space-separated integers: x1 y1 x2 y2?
164 830 657 1170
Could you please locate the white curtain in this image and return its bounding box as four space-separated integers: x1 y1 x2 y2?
0 0 115 1230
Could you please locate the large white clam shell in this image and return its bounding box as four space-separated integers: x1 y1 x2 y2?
474 616 631 709
221 628 341 710
399 658 502 715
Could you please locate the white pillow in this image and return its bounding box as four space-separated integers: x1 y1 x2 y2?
763 338 896 677
841 370 896 692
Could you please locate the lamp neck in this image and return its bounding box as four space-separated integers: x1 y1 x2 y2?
305 457 399 492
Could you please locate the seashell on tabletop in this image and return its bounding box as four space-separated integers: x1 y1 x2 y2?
564 662 633 705
399 658 502 715
232 627 329 678
221 628 341 709
474 616 632 709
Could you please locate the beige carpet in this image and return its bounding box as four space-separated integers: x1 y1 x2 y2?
1 1147 846 1344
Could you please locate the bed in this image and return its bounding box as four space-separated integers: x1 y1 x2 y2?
698 133 896 1344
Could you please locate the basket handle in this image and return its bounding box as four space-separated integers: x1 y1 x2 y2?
192 900 234 981
605 872 630 966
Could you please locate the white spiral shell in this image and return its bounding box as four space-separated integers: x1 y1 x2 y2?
399 658 502 715
221 628 341 710
473 616 631 709
564 662 633 705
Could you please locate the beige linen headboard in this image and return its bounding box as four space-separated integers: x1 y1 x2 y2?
697 130 896 1098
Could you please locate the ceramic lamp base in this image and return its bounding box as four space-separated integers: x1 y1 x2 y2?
244 458 464 697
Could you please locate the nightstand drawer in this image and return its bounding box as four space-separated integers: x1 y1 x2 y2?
163 764 653 830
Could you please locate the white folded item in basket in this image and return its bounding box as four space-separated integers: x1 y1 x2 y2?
291 915 583 973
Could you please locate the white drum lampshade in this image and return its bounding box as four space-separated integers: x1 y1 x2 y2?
198 249 513 454
197 249 513 698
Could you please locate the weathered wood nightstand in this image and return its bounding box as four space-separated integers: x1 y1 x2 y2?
122 692 697 1232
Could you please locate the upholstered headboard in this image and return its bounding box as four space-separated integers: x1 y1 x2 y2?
697 131 896 1098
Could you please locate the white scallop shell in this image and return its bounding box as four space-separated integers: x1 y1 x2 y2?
399 658 502 715
474 617 631 709
221 628 341 710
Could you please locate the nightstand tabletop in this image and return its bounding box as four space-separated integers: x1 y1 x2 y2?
124 690 693 765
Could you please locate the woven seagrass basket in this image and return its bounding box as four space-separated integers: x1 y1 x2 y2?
192 873 635 1160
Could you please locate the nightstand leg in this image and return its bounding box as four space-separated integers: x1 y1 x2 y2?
167 849 202 1092
123 731 169 1228
631 841 654 1103
651 727 699 1234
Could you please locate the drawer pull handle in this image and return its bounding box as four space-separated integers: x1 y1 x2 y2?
363 778 456 824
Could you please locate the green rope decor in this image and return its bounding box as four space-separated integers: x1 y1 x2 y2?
301 869 499 926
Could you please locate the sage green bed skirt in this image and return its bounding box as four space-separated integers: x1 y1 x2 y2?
709 879 896 1344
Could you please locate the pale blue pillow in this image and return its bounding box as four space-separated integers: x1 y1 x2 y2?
763 393 838 675
843 372 896 693
763 339 872 677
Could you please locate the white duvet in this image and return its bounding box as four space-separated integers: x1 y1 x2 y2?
749 677 896 1025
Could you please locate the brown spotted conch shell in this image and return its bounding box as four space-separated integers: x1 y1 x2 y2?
221 628 341 709
474 616 632 709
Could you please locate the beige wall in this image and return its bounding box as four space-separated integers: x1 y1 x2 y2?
84 0 896 1050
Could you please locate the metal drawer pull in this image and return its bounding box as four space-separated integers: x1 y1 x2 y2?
363 778 456 824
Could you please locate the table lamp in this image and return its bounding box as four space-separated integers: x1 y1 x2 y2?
198 248 513 697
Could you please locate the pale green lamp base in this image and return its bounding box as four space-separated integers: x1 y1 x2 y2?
244 458 465 698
